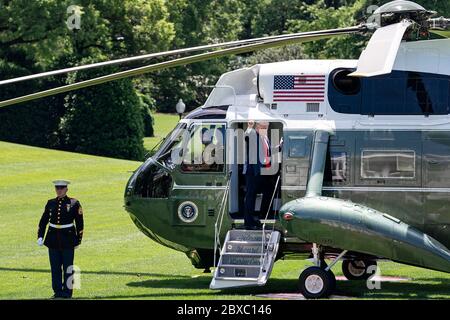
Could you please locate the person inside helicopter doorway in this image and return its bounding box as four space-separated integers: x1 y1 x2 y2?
243 121 282 230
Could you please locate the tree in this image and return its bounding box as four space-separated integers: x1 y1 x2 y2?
0 0 175 158
286 0 367 59
151 0 246 112
59 0 175 159
231 45 306 70
0 0 69 147
62 68 145 160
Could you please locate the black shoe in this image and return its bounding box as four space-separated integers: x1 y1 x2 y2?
61 292 73 299
253 220 263 229
50 294 64 299
245 225 262 230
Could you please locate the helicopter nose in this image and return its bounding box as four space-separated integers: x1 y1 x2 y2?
124 164 145 206
125 159 173 201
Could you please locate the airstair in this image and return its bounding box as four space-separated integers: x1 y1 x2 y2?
210 229 281 289
210 175 282 290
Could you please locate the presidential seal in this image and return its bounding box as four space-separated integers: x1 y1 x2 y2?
178 201 199 223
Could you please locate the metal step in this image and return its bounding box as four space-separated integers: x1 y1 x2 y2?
222 252 265 256
210 229 281 290
228 229 273 242
221 254 263 266
216 265 261 279
232 219 277 225
225 242 277 254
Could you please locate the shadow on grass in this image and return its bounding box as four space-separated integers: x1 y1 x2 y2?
4 267 449 299
126 276 450 300
0 267 191 279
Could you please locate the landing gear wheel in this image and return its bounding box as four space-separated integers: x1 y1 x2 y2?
298 266 336 299
342 260 377 280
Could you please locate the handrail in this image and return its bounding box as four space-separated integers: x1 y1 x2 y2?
213 174 231 269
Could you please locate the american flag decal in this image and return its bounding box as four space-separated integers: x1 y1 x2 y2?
273 75 326 102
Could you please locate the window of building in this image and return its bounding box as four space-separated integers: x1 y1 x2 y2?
361 150 415 179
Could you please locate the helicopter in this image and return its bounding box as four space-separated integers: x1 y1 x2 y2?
1 0 450 299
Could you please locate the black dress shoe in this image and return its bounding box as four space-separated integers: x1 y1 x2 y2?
245 225 262 230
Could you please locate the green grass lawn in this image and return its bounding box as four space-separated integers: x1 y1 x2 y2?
1 140 450 300
143 113 179 153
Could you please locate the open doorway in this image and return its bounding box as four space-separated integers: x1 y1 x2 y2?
228 121 283 221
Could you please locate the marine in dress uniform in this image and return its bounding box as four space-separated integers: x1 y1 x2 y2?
37 180 84 299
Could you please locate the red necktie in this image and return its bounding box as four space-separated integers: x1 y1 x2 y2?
263 137 270 167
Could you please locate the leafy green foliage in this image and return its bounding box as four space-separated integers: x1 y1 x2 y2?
0 0 175 159
286 0 367 59
62 70 145 161
152 0 246 112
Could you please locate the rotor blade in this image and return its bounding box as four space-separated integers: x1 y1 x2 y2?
0 27 361 87
0 25 366 108
349 20 413 77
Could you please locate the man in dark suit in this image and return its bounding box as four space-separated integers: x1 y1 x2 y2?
37 180 84 299
243 121 281 229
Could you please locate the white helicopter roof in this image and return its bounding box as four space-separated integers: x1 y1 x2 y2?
204 59 357 116
204 38 450 112
196 38 450 132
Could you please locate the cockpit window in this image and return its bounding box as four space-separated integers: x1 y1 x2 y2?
181 123 226 173
154 123 187 165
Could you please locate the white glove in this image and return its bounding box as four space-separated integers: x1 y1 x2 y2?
37 238 44 246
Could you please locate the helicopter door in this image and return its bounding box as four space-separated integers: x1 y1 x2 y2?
170 122 227 227
228 121 284 220
281 131 314 203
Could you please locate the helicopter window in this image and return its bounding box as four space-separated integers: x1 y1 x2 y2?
361 150 415 179
155 123 187 163
324 151 348 185
134 165 173 198
288 136 307 158
180 123 225 173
